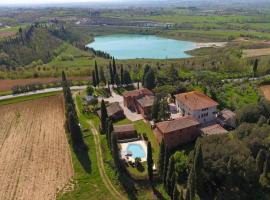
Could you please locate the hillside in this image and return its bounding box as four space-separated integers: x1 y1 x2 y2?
0 24 90 69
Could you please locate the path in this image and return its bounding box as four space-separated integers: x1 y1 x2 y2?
74 92 126 200
88 120 127 200
0 85 87 101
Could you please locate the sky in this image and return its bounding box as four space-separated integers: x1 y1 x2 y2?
0 0 119 5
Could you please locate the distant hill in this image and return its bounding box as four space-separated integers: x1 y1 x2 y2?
0 23 86 68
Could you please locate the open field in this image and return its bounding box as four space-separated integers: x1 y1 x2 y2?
243 48 270 58
260 85 270 101
0 76 89 92
0 95 73 200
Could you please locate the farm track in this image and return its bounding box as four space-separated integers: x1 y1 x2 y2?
0 95 73 200
74 92 126 200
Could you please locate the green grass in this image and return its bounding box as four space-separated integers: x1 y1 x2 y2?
0 91 61 106
59 94 117 200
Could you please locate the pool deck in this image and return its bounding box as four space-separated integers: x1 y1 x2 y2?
120 140 147 162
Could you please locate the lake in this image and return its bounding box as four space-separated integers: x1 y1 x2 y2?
86 34 197 59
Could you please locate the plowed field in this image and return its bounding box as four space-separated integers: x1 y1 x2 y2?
0 95 73 200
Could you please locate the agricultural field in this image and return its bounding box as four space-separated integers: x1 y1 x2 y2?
243 48 270 58
0 95 73 200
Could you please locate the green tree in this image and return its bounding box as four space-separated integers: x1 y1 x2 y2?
147 141 154 184
163 146 170 185
256 149 266 175
112 57 117 76
158 99 170 121
166 156 175 196
95 60 99 86
172 184 180 200
142 65 150 86
144 68 156 90
92 70 97 87
106 119 113 148
174 151 188 183
263 151 270 175
253 58 259 77
100 99 108 133
186 168 195 200
120 64 124 85
109 61 114 85
99 65 106 85
194 141 203 196
151 97 160 122
166 64 179 84
158 139 165 177
111 132 120 170
123 70 132 85
114 72 120 86
86 85 94 96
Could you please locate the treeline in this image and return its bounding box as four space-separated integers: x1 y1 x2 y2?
91 59 132 87
87 47 112 59
62 71 86 149
0 22 89 69
12 83 45 94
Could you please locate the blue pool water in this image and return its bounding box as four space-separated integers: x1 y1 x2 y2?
86 34 196 59
126 144 146 159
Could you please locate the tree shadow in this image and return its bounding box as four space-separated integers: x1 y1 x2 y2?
73 144 92 173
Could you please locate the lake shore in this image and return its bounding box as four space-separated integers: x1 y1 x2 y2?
195 42 227 48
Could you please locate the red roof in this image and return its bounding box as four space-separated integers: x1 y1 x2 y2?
156 116 200 134
175 91 218 110
123 88 153 98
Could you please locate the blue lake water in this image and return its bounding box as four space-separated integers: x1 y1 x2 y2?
126 144 146 159
86 34 196 59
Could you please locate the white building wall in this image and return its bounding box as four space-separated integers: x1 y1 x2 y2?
176 100 217 124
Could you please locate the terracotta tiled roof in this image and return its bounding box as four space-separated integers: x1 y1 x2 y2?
123 88 153 98
175 91 218 110
113 124 136 133
156 116 200 134
200 124 228 136
137 95 155 108
97 102 123 118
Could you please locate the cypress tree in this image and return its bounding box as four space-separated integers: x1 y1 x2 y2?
163 147 170 186
158 139 165 177
142 65 150 87
106 119 113 148
151 97 160 122
263 151 270 175
109 61 114 85
253 58 259 77
144 68 156 90
100 99 108 133
92 70 97 87
99 65 106 85
172 184 180 200
166 156 175 195
95 60 99 86
114 72 120 86
194 141 203 196
120 65 124 85
123 70 132 85
187 168 195 200
256 149 266 175
111 133 120 170
112 57 116 76
147 141 154 184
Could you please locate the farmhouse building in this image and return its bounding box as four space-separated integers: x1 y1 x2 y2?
200 124 228 136
123 88 154 119
154 116 200 149
113 124 138 141
175 91 218 124
97 102 124 121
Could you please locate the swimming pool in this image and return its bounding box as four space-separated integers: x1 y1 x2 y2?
126 144 146 159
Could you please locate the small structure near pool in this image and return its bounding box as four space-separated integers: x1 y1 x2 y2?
113 124 138 141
